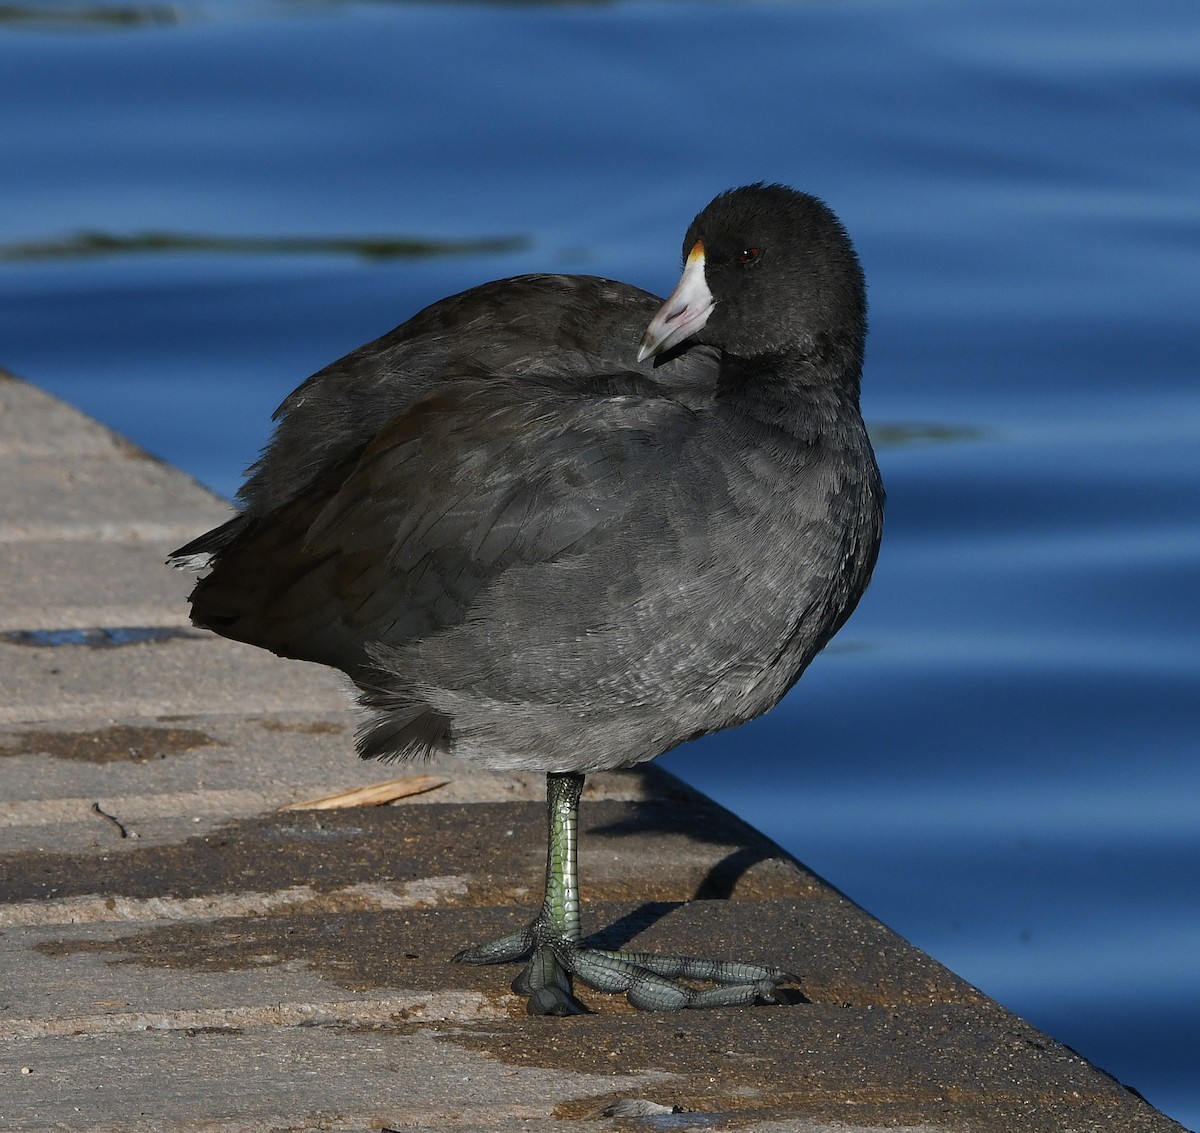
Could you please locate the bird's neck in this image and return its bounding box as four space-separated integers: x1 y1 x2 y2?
715 347 865 443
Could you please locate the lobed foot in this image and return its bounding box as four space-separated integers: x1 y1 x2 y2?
454 925 797 1015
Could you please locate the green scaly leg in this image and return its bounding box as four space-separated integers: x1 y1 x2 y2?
453 771 798 1014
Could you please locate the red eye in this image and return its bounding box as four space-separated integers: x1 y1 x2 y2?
737 247 761 265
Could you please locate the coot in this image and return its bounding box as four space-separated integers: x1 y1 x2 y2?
171 184 884 1014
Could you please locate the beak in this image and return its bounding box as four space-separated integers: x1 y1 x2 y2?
637 241 715 362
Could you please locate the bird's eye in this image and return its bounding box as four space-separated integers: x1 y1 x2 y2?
736 247 762 265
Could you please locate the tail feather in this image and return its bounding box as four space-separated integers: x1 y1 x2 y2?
167 514 251 573
354 680 452 763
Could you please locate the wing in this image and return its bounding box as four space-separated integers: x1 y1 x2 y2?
186 374 697 679
233 274 719 519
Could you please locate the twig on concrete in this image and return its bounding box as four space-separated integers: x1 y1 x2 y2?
90 802 137 839
279 775 449 810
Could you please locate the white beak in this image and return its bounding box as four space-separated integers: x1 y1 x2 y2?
637 241 715 362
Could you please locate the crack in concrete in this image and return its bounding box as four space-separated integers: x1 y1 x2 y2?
0 991 510 1039
0 878 472 926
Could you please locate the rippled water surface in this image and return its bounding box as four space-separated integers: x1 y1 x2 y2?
2 0 1197 1124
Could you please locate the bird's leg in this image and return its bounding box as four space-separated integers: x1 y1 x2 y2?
453 770 589 1014
454 771 798 1015
508 768 588 1013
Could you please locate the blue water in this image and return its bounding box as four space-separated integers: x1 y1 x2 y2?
2 0 1197 1124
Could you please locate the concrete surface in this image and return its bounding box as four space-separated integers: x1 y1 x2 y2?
0 367 1185 1132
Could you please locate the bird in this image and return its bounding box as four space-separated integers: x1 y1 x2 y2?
170 183 884 1015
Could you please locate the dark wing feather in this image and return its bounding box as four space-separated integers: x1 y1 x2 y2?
185 375 697 684
234 275 717 519
172 274 718 567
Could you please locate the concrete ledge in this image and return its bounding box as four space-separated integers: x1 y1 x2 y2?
0 368 1184 1132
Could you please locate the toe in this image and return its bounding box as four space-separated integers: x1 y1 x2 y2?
569 947 794 1011
528 984 591 1015
518 947 590 1015
452 927 534 966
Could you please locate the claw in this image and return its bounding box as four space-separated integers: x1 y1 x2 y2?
457 926 796 1013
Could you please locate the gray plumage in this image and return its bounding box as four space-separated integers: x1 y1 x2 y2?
173 184 883 778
